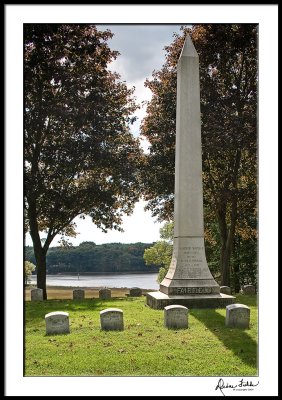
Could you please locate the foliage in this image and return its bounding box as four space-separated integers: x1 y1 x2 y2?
24 24 142 298
232 232 258 292
78 241 97 248
143 222 173 282
157 267 169 284
140 24 258 286
144 241 172 282
25 243 159 274
159 221 173 243
25 294 258 377
24 261 36 285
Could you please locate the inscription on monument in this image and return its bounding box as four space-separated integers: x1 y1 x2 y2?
178 246 204 278
179 246 203 264
173 287 212 295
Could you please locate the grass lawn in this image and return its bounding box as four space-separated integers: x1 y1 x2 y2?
25 294 258 377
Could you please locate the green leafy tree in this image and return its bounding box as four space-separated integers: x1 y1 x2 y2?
24 261 36 285
231 213 258 292
144 222 173 282
141 24 257 287
25 24 142 298
25 243 158 274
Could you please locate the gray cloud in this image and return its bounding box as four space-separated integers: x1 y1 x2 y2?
99 24 183 82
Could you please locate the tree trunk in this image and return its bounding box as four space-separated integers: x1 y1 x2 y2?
220 233 232 286
232 238 241 293
27 200 48 299
217 198 238 287
34 247 47 299
217 202 229 286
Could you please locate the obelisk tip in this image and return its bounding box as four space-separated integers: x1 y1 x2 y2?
180 35 198 58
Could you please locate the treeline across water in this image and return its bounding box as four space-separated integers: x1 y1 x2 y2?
25 242 159 274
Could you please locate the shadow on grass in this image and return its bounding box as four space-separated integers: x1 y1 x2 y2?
25 298 114 325
25 297 139 325
190 309 257 369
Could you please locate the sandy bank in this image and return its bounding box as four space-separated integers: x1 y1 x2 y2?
25 286 156 301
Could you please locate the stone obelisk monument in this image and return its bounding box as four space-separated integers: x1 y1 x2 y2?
147 36 235 309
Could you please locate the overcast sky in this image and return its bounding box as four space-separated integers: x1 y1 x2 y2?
106 24 183 137
25 24 184 247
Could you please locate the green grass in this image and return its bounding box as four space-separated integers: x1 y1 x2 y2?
25 294 258 376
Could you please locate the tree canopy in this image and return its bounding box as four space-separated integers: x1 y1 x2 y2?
24 24 142 298
143 222 173 283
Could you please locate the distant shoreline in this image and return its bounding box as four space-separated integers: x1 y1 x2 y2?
26 285 157 291
27 272 159 291
31 271 158 276
46 286 152 290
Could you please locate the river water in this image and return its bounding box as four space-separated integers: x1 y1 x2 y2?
29 273 159 290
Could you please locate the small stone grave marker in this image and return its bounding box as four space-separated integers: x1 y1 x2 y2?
225 304 250 329
73 289 85 300
31 288 43 301
164 305 188 329
100 308 124 331
45 311 70 335
220 286 231 295
99 288 111 299
242 285 256 295
129 287 142 297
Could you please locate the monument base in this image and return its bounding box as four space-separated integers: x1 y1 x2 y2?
146 291 235 310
